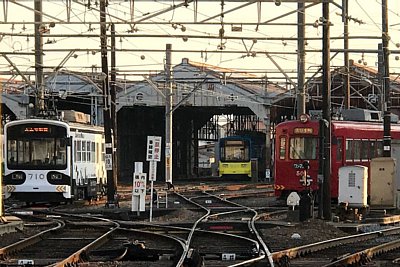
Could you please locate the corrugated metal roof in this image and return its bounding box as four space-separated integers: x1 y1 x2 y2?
45 71 101 94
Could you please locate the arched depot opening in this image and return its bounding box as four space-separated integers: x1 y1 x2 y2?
116 58 288 184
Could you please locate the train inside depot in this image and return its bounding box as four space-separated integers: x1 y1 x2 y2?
216 131 267 180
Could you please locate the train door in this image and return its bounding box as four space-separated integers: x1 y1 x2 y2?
68 136 77 201
392 139 400 193
331 136 344 199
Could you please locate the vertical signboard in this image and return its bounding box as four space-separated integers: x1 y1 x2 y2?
133 173 147 196
149 160 157 181
147 136 162 221
131 173 146 212
105 154 112 170
147 136 162 161
105 143 113 170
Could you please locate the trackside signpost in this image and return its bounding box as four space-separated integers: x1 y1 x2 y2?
147 136 162 222
132 162 146 215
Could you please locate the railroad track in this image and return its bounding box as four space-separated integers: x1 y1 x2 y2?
0 212 58 249
272 225 400 267
0 211 119 267
175 190 274 266
1 185 281 266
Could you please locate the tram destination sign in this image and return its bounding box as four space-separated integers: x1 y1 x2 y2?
293 127 313 134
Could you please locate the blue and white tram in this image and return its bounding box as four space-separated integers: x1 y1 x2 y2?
3 119 106 204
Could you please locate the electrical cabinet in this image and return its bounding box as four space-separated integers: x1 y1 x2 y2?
370 157 396 207
338 165 368 207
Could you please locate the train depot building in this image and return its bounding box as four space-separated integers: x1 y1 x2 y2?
2 58 400 186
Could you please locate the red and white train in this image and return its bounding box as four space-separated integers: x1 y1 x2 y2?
274 113 400 200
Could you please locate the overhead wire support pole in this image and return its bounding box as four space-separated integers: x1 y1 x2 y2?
165 44 173 185
34 0 44 115
297 1 306 118
343 0 350 109
111 23 118 190
100 0 115 205
382 0 391 157
322 0 332 220
0 85 2 221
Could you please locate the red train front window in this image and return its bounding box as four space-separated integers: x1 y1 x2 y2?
289 137 318 159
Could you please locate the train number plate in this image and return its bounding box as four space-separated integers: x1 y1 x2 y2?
222 253 236 261
293 163 305 169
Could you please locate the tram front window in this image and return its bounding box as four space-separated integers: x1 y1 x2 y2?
289 137 318 160
221 140 250 162
7 138 67 169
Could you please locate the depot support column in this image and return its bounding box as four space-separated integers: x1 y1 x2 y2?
165 44 173 184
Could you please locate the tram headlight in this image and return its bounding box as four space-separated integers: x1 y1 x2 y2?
11 173 24 180
299 114 310 123
50 173 62 180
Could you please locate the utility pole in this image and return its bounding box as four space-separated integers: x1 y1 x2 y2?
0 89 2 221
100 0 115 205
378 43 384 112
322 1 332 220
110 24 118 189
382 0 391 157
343 0 350 109
297 2 306 117
34 0 45 115
165 44 173 185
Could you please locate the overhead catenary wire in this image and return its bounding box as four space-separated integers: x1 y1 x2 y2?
1 0 400 86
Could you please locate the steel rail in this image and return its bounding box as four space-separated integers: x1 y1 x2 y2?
174 191 211 267
116 226 187 265
52 227 119 267
323 238 400 267
46 212 120 267
117 202 276 266
202 191 274 266
0 219 65 261
272 225 400 265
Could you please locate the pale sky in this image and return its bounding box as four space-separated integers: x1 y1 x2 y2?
1 0 400 84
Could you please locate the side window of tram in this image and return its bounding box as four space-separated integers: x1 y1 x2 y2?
354 140 361 161
336 138 343 161
361 140 369 160
346 139 362 161
346 139 382 161
365 139 382 159
76 140 82 162
82 141 87 162
346 140 354 161
375 140 384 157
279 137 286 160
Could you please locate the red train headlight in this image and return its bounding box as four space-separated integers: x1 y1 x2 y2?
299 114 310 123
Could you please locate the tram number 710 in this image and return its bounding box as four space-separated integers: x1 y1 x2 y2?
28 173 45 180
